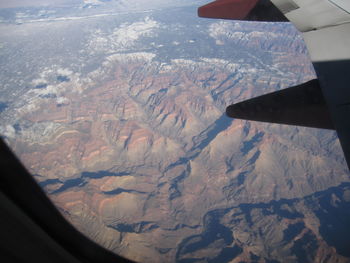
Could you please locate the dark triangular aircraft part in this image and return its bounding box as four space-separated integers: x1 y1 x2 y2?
313 60 350 170
226 79 335 130
246 0 288 22
198 0 288 22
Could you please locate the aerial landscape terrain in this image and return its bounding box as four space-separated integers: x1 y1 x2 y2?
0 0 350 262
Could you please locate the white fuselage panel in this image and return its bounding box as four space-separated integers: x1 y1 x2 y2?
329 0 350 14
271 0 350 61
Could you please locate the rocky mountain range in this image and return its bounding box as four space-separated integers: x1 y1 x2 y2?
0 1 349 262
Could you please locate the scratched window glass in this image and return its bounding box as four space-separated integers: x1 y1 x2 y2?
1 0 350 262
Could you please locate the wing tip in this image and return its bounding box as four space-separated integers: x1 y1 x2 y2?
198 0 288 22
198 0 259 20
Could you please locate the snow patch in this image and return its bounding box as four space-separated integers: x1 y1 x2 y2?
56 97 69 105
1 125 16 138
86 17 160 54
112 16 159 46
105 52 156 63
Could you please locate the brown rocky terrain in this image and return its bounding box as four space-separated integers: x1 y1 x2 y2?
8 54 350 262
1 4 350 262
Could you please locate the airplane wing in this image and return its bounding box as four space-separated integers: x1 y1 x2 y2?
198 0 350 169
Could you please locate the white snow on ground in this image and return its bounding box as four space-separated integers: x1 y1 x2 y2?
104 52 156 63
1 125 16 138
83 0 102 5
111 16 159 47
86 17 160 54
209 21 279 43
